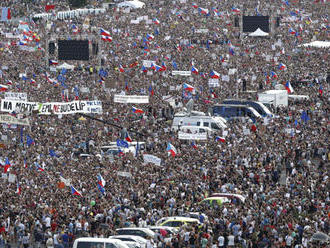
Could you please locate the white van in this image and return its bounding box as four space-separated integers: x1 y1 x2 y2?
179 125 214 134
73 237 130 248
172 115 227 132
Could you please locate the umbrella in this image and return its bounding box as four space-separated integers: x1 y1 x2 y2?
311 232 330 242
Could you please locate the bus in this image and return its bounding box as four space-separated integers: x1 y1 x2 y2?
222 99 273 117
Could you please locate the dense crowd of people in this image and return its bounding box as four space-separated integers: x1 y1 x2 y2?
0 0 329 247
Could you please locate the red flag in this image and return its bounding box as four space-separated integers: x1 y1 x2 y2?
45 5 55 12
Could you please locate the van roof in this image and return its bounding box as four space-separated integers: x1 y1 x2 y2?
74 237 127 243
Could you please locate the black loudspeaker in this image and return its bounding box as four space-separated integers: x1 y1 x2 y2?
276 17 280 27
234 17 239 27
49 42 55 55
92 43 98 55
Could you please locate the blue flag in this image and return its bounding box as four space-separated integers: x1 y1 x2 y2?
49 149 58 157
172 61 178 70
135 142 139 157
26 135 35 147
116 139 128 148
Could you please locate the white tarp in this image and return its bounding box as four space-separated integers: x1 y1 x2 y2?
118 0 145 9
1 100 102 115
56 63 75 70
299 41 330 48
249 28 269 37
0 115 30 126
114 95 149 104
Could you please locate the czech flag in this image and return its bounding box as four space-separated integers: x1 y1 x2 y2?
71 186 82 196
141 65 148 73
319 85 323 96
191 66 199 75
97 184 105 195
132 106 144 114
153 18 160 24
198 7 209 15
210 70 220 79
119 65 125 72
4 158 11 173
150 63 156 70
72 24 79 34
278 63 287 70
49 60 58 65
149 85 154 96
24 158 28 169
191 141 198 149
16 182 21 195
30 79 36 84
285 81 294 93
97 174 106 187
289 28 296 35
0 84 8 92
155 64 163 72
146 33 154 40
100 28 111 36
271 71 278 78
101 35 112 42
161 62 167 71
36 163 44 172
18 40 27 46
125 132 133 142
216 136 226 143
192 3 198 8
232 7 241 13
183 83 194 92
166 143 177 157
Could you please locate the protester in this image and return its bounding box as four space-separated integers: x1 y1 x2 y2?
0 0 328 247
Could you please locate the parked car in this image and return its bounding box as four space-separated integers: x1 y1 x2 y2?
115 228 155 240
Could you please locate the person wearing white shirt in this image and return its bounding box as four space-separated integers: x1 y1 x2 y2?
218 234 225 247
228 234 235 247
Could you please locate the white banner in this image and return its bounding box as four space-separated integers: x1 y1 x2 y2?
143 154 162 166
19 46 37 52
0 115 30 126
0 100 102 115
114 95 149 104
172 71 191 76
4 92 28 101
178 131 207 140
208 79 220 87
117 171 132 178
5 33 20 39
195 28 209 33
142 60 156 68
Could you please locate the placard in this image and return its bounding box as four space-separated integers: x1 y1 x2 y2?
142 60 156 67
113 95 149 104
0 115 30 126
172 71 191 76
178 131 207 140
143 154 162 166
208 79 220 87
4 92 28 101
117 171 132 178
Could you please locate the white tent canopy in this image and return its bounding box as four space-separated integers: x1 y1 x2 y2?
299 41 330 48
249 28 269 37
57 63 75 70
117 0 145 9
